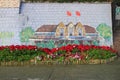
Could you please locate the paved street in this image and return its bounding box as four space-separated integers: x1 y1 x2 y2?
0 58 120 80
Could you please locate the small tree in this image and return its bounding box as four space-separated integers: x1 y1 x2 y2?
0 32 14 45
96 23 112 43
73 40 79 44
20 27 35 45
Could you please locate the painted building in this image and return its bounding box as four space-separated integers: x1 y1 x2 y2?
0 1 113 46
30 22 98 42
0 0 20 8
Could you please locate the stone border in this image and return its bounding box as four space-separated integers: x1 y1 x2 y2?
89 56 118 64
0 56 118 66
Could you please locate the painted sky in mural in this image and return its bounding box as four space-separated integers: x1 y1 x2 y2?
0 3 113 46
21 3 112 28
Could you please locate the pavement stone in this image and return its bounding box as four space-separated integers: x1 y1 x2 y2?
0 58 120 80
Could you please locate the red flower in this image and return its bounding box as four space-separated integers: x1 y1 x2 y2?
9 45 16 51
77 45 86 52
51 48 58 53
42 48 53 55
27 45 37 50
65 45 74 52
58 46 66 51
0 46 5 50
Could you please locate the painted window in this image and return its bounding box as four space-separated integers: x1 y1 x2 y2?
35 32 55 36
86 33 98 36
78 28 82 36
60 28 64 36
69 27 73 36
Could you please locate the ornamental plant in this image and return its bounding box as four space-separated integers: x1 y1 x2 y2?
0 44 117 62
83 45 116 60
0 45 42 62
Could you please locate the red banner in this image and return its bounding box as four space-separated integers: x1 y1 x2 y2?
76 11 80 16
66 11 72 16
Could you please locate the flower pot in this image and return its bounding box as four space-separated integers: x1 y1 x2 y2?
13 61 19 66
100 59 110 64
30 58 36 65
89 59 101 64
100 56 117 64
1 62 6 66
81 60 88 64
112 56 117 61
23 61 30 66
20 62 24 66
6 62 12 66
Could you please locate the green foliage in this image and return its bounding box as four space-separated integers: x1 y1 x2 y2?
46 40 55 49
58 42 67 47
36 40 55 48
86 49 116 59
0 48 11 61
72 48 80 53
38 42 46 48
92 40 99 46
0 45 116 62
96 23 112 40
20 27 35 44
73 40 79 45
57 50 66 55
0 48 45 62
0 32 14 38
57 56 64 62
83 41 91 45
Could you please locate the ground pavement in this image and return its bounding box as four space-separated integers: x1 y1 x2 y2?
0 57 120 80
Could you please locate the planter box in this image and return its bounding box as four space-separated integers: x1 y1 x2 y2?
0 56 117 66
100 56 117 64
89 59 101 64
100 59 110 64
0 62 6 66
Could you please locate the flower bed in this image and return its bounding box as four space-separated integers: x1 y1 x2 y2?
0 45 117 66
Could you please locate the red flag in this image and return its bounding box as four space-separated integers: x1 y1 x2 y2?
66 11 72 16
76 11 80 17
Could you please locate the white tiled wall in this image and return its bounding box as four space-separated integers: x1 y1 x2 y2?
0 3 113 46
0 8 21 45
21 3 112 30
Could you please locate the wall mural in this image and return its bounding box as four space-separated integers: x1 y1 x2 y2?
0 3 113 47
28 22 99 48
26 22 112 48
19 27 35 45
96 23 112 46
0 32 14 45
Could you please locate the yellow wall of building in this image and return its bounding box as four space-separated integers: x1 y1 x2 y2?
0 0 20 8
